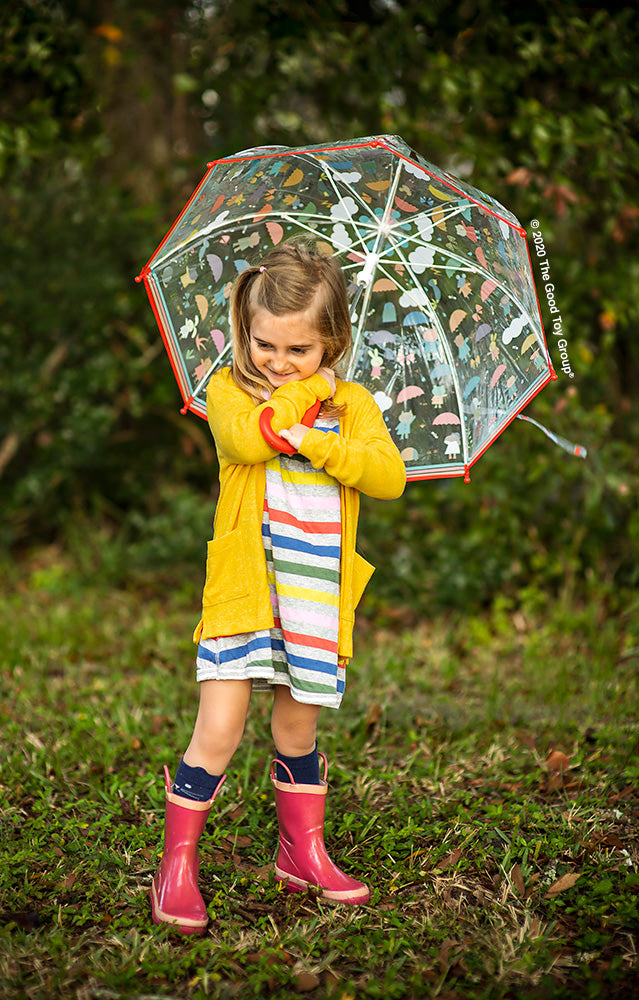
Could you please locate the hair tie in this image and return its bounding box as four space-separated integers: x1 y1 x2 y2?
259 265 266 273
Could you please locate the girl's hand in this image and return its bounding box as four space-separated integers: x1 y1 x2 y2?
317 366 336 395
278 423 310 452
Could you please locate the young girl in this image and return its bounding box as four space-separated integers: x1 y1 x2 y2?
151 242 406 934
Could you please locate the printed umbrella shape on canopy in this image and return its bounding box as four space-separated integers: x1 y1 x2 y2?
137 135 555 482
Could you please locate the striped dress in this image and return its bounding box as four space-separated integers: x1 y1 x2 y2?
196 417 344 709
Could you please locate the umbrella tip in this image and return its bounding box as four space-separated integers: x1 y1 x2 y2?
464 465 471 484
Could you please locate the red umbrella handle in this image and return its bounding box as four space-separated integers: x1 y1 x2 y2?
259 399 321 454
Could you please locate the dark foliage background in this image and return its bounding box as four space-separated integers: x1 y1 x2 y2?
1 0 637 611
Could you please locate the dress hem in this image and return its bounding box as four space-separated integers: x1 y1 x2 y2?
195 666 343 709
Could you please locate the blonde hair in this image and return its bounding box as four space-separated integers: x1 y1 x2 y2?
230 242 351 413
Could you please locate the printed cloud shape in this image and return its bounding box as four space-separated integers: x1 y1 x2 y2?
331 223 353 250
408 246 435 274
330 169 362 185
399 286 429 309
402 160 429 180
330 196 359 221
502 315 527 345
415 215 434 242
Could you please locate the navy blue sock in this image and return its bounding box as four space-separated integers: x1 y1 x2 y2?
173 758 223 801
275 743 320 784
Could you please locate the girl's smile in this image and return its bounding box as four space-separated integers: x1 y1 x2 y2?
249 306 324 388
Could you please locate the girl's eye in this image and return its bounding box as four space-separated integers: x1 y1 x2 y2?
291 347 308 355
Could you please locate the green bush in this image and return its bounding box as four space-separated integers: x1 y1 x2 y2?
1 1 637 611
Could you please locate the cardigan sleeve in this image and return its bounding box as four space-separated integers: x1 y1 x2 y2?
298 383 406 500
207 368 333 465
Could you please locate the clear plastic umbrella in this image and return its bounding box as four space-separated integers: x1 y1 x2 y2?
137 135 558 481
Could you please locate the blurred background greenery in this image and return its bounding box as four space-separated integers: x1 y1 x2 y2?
1 0 637 615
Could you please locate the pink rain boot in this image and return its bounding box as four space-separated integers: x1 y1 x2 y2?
271 752 369 905
150 765 226 935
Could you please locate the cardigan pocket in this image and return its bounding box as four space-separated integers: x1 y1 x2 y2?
351 551 375 610
202 526 251 607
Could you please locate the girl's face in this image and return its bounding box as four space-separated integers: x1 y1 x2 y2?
249 306 325 388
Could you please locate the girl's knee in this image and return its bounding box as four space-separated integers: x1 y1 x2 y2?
270 690 319 755
200 715 246 758
185 719 245 774
271 725 316 757
190 679 251 759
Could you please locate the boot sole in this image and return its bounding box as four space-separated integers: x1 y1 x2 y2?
150 884 208 935
275 866 370 905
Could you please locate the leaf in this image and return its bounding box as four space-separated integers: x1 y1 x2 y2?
545 872 581 897
524 872 542 899
245 863 272 881
94 24 123 43
2 911 40 932
227 805 246 822
506 167 534 187
437 938 455 966
546 749 571 772
295 972 320 992
221 834 252 849
510 863 525 897
600 833 624 850
438 848 462 870
545 749 571 789
365 702 382 731
546 772 564 793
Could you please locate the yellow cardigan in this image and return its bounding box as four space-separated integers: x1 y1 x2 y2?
193 367 406 659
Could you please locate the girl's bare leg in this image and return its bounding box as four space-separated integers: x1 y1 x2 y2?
270 684 321 757
182 678 252 775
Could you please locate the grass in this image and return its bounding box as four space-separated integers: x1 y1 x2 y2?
1 546 638 999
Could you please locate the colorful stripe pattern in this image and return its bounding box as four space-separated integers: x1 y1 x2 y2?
196 418 344 708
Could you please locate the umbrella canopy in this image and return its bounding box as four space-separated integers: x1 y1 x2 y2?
137 135 555 481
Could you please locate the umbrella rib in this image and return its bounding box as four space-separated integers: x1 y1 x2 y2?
371 253 466 462
269 149 380 226
276 212 374 259
379 203 470 256
377 240 472 470
346 159 405 379
379 208 476 259
383 216 545 351
319 160 382 227
151 208 385 269
153 148 389 269
184 341 233 410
